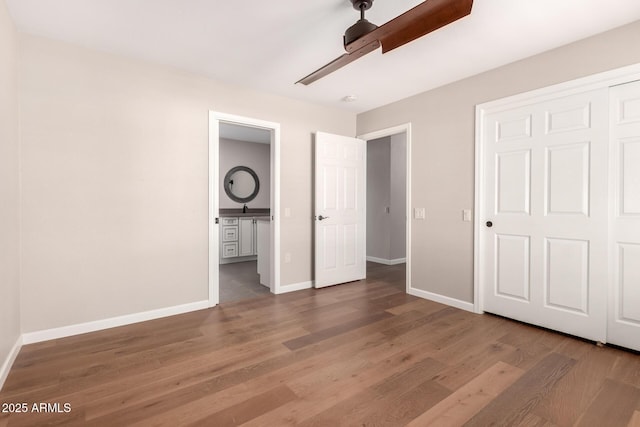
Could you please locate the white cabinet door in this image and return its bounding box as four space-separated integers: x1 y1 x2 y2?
314 132 366 288
608 81 640 351
238 218 254 257
481 88 609 342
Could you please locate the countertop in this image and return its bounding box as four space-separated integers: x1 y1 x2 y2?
219 208 270 218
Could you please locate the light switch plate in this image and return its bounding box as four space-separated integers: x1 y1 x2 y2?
463 209 472 222
414 208 425 220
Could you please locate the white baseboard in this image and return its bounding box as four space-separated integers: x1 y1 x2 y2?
408 286 475 313
276 280 313 294
0 335 22 391
22 300 210 345
366 256 407 265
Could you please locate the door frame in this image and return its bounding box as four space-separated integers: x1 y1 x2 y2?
358 123 412 294
209 112 281 306
474 62 640 314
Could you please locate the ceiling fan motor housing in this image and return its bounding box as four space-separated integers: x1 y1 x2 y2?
344 0 377 48
344 19 378 47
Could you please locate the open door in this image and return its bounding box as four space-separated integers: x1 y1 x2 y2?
314 131 366 288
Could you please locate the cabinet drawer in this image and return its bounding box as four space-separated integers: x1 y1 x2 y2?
222 226 238 242
222 242 238 258
221 217 238 226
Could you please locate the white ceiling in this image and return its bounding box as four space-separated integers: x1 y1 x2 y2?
6 0 640 113
220 122 270 144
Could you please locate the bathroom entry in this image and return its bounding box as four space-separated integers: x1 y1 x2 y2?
208 112 281 307
218 122 271 303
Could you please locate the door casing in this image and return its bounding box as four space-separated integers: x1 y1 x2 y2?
209 112 281 306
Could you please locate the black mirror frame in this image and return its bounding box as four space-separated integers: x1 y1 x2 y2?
223 166 260 203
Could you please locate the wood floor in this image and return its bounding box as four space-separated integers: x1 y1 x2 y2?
1 263 639 426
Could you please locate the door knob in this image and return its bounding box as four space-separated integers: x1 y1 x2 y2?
318 215 330 221
486 221 493 228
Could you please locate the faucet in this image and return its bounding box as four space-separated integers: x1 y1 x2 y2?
243 204 248 214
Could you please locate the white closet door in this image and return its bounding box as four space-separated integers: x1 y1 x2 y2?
482 88 609 342
608 81 640 351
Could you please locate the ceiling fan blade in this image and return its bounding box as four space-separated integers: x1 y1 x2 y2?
345 0 473 54
296 40 380 85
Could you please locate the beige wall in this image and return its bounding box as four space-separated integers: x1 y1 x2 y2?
357 20 640 303
0 1 21 369
19 35 355 333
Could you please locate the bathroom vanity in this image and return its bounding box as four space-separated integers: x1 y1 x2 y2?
219 209 269 260
219 209 270 287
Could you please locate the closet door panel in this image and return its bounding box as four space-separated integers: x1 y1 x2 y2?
482 88 609 343
609 81 640 351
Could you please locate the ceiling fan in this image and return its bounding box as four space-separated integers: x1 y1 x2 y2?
296 0 473 85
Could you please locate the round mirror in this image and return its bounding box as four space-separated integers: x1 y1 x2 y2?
224 166 260 203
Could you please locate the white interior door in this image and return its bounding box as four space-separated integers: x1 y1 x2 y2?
315 131 366 288
481 88 609 342
608 80 640 351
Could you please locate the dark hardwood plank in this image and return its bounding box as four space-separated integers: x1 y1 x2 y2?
499 326 566 370
434 340 516 391
574 379 640 427
282 311 393 351
187 384 297 426
296 357 450 426
609 350 640 387
463 353 576 427
240 322 454 425
516 413 557 427
533 344 615 425
407 361 524 426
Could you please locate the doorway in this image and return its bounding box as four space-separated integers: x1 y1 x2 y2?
218 123 270 303
209 112 281 307
359 124 412 293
